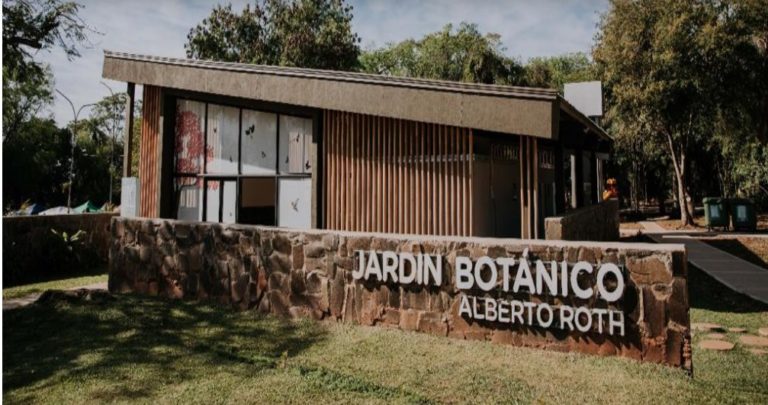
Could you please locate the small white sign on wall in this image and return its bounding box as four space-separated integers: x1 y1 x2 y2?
121 177 139 218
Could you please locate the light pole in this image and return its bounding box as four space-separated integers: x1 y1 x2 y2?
100 81 122 206
56 89 96 211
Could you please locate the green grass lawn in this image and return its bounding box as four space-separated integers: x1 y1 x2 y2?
3 267 767 404
2 274 108 300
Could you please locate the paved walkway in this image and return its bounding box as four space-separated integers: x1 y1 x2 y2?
640 222 768 304
2 281 108 311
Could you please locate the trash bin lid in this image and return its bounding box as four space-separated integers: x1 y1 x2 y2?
729 198 752 205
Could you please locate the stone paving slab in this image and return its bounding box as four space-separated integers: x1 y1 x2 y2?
648 234 768 305
639 221 667 233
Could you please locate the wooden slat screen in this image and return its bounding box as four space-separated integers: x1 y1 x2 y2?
518 135 540 239
139 85 162 217
323 110 472 236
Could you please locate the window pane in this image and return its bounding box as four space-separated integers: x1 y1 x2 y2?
175 100 206 174
222 180 237 224
278 178 311 228
206 104 240 174
240 178 276 225
279 115 312 174
175 177 202 221
242 110 277 174
205 180 220 222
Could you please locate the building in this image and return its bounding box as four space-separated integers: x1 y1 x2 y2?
103 51 612 239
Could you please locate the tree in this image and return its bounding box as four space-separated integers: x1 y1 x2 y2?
80 93 129 204
2 0 92 141
360 23 526 85
524 52 596 92
2 64 53 141
185 0 360 70
3 117 71 210
594 0 766 225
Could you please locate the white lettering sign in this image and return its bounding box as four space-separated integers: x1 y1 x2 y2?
353 249 627 336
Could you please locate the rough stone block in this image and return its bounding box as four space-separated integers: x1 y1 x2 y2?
418 311 447 336
291 244 304 269
304 242 325 259
329 271 345 319
322 234 338 251
399 309 419 331
268 290 290 317
383 308 400 326
627 255 673 285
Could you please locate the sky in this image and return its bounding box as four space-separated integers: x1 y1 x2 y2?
38 0 609 126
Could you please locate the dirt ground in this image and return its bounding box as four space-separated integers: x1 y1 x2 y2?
655 217 708 231
619 221 643 230
628 213 768 269
656 214 768 232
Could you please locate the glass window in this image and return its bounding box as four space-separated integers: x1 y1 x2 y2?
240 178 276 225
206 104 240 174
222 180 237 224
204 179 236 223
242 110 277 174
279 115 312 174
175 177 202 221
175 100 206 174
278 178 312 228
173 101 313 228
205 180 220 222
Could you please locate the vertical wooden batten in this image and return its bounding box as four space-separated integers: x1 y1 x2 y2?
138 85 162 218
322 110 471 236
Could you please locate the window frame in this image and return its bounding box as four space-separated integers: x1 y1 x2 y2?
171 95 314 226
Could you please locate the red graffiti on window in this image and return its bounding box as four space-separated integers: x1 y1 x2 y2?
175 108 213 175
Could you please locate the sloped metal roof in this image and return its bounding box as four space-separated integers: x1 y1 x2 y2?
102 50 609 141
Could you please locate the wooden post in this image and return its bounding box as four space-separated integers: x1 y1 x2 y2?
519 135 526 238
554 144 565 215
533 138 539 239
122 82 136 178
574 148 584 209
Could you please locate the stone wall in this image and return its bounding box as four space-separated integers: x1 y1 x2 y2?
109 217 691 372
4 213 117 286
545 199 620 241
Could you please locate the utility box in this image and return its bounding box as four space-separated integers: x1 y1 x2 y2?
703 197 729 230
120 177 140 218
729 198 757 232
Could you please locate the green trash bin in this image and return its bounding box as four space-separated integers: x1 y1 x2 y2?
703 197 729 230
729 198 757 232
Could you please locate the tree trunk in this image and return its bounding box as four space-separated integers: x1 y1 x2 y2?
664 131 694 226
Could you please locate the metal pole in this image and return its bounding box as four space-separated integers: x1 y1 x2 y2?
100 82 120 206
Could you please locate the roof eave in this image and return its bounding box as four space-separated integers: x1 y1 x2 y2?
558 96 611 142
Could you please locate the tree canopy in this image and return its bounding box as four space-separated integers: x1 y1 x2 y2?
524 53 596 93
2 0 92 141
360 23 526 85
185 0 361 70
594 0 768 224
